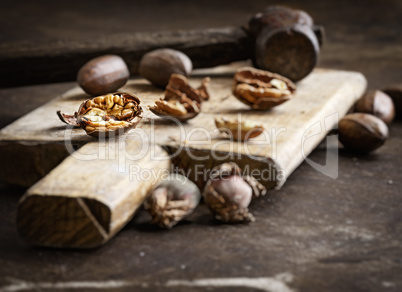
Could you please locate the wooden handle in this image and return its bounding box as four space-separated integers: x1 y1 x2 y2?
0 27 252 87
17 142 170 248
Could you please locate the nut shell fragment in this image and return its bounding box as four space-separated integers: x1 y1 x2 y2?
215 117 264 141
149 74 210 122
58 92 143 137
233 67 296 110
57 111 80 127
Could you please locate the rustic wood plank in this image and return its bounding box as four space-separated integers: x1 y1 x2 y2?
17 143 170 248
0 66 367 188
7 66 366 248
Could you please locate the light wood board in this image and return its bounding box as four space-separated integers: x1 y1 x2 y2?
0 66 367 248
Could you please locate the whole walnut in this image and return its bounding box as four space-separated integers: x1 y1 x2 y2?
139 48 192 88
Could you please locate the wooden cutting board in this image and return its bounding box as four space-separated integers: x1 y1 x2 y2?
0 65 366 248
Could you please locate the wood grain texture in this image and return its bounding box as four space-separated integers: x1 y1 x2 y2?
17 143 170 248
0 65 367 188
9 66 366 248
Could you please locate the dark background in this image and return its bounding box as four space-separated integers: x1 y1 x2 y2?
0 1 401 291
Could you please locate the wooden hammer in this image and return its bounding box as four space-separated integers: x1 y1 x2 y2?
0 5 323 87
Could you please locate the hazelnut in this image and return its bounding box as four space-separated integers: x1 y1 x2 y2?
77 55 130 96
355 90 395 124
139 48 192 88
338 113 388 154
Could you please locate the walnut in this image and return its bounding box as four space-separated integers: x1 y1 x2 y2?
233 67 296 110
149 74 210 122
215 117 264 141
57 92 143 137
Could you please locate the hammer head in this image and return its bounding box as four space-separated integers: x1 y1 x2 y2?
248 6 324 82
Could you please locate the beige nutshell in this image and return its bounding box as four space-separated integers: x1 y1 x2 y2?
139 48 193 88
77 55 130 96
215 117 264 141
338 113 388 154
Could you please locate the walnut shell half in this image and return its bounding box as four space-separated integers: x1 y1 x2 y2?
58 92 143 137
149 74 210 122
233 67 296 110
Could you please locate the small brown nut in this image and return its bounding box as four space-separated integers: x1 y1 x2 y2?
77 55 130 96
139 48 193 88
215 117 264 141
233 67 296 110
203 162 266 223
382 84 402 118
338 113 388 154
355 90 395 124
58 92 142 137
149 74 210 122
144 174 201 229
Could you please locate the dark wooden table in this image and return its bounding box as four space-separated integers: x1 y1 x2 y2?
0 0 401 291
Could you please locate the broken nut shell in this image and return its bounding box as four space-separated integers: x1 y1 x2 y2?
233 67 296 110
215 117 264 141
149 74 210 122
58 92 143 137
